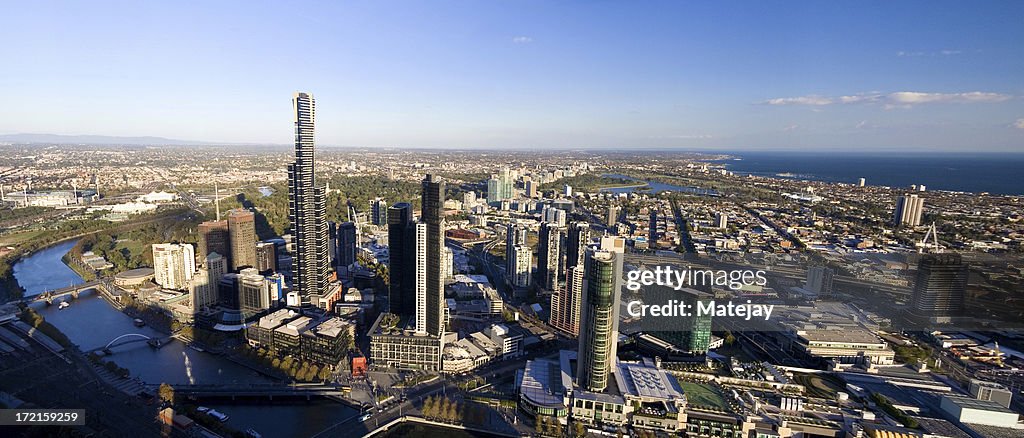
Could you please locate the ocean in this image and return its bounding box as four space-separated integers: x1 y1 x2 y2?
714 152 1024 196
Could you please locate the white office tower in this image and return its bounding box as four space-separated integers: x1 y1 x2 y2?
894 194 925 227
415 222 428 334
858 178 866 187
441 246 454 280
805 266 835 296
542 206 567 228
190 252 226 309
564 184 573 197
152 243 195 291
238 267 270 314
510 245 532 288
716 212 728 229
462 191 476 210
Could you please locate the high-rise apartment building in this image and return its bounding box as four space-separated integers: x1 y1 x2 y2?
894 194 925 227
910 254 968 323
542 206 567 228
336 221 357 268
486 167 514 203
504 222 526 282
441 246 454 280
420 174 446 337
716 212 729 229
805 266 835 296
227 209 257 271
190 252 226 309
387 202 416 318
255 241 277 273
198 220 230 267
510 245 532 288
551 265 584 336
287 92 331 305
565 222 591 272
371 198 388 226
605 205 620 226
537 222 564 291
550 222 591 335
152 243 196 291
525 180 538 198
576 237 624 392
414 222 428 334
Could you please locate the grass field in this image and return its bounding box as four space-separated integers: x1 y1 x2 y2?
791 372 845 399
674 379 730 410
0 230 46 247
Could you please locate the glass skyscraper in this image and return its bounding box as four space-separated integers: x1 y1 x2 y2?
576 239 624 392
287 92 330 306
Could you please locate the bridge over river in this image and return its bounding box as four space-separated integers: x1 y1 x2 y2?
150 383 357 401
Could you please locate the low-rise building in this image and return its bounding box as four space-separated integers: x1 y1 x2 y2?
793 328 895 367
368 313 443 371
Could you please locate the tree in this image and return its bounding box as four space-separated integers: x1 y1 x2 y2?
724 330 736 346
423 396 436 419
573 421 586 438
318 366 332 382
158 383 175 405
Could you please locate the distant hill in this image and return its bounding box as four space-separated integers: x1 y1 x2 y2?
0 133 202 145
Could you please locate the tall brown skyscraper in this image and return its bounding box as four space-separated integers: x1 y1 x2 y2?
227 208 257 271
198 220 230 266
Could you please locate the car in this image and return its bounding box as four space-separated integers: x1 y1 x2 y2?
359 413 372 422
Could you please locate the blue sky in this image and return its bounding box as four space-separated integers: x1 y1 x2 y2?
1 1 1022 151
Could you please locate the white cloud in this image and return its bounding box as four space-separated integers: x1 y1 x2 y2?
887 91 1011 104
764 96 832 106
783 124 800 132
897 49 963 57
1014 118 1024 130
762 91 1013 107
511 36 533 44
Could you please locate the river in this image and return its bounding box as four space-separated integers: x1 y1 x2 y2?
601 173 718 196
11 240 359 437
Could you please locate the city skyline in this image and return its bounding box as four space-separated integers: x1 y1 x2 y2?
1 2 1022 151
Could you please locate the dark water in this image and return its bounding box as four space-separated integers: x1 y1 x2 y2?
12 241 359 437
12 239 84 297
717 152 1024 195
601 173 717 195
204 401 362 438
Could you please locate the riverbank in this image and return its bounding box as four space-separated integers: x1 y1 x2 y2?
1 206 193 303
369 415 518 438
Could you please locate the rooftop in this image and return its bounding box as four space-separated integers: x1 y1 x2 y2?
310 317 348 338
257 308 298 329
274 316 314 337
799 328 885 345
520 358 566 408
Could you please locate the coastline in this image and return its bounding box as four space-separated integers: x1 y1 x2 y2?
706 152 1024 196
